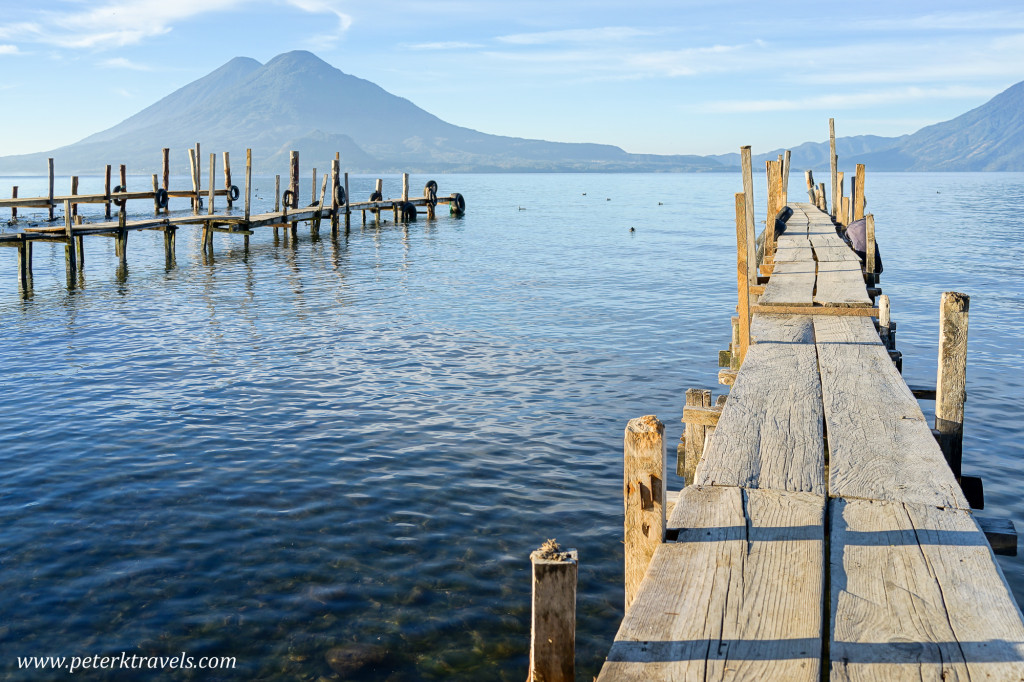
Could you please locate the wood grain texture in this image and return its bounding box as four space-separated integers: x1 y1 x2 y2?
624 416 666 610
598 486 824 682
831 498 1024 681
815 261 873 307
694 316 825 494
759 260 816 307
815 316 969 510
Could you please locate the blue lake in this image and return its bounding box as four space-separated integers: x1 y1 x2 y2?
0 171 1022 680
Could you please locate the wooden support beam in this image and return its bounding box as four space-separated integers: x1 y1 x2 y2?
17 238 32 289
63 199 76 279
782 149 791 206
866 213 876 277
188 149 199 213
528 540 577 682
48 158 55 221
224 151 233 209
624 415 665 610
330 158 340 234
854 163 865 221
752 305 880 317
151 174 159 215
978 516 1017 556
681 405 722 427
829 118 837 220
244 149 252 222
740 146 757 284
734 192 752 364
344 171 350 229
162 148 170 196
681 389 711 484
289 151 299 208
207 153 215 217
116 209 128 266
805 169 815 203
835 170 846 227
935 291 969 479
164 226 176 267
104 165 112 219
10 186 16 221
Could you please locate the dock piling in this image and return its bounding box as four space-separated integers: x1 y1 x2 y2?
624 415 666 610
734 192 752 365
829 118 837 220
104 165 112 219
528 540 577 682
63 200 76 279
935 292 969 479
681 389 711 485
48 158 55 221
10 186 17 222
223 152 233 209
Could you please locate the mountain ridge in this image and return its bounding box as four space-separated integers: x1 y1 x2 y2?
0 51 1021 174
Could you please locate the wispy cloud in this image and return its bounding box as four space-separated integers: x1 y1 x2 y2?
406 41 484 50
0 0 352 50
497 26 661 45
0 44 18 54
697 85 1000 114
100 56 152 70
854 9 1024 32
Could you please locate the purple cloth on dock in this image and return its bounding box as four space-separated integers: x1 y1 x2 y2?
843 218 883 273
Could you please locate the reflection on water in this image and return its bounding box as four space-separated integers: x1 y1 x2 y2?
0 172 1023 680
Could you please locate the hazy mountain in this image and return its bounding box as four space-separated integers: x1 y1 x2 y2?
0 51 724 175
712 80 1024 172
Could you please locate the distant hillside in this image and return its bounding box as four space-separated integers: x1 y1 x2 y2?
0 51 725 175
712 80 1024 172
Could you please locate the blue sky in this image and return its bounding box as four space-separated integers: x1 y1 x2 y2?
0 1 1022 157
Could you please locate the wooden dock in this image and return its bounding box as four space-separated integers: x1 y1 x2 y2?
1 147 466 291
588 146 1024 680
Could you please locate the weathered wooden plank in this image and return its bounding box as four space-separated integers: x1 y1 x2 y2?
598 486 824 682
814 261 873 307
694 316 824 493
750 313 816 344
752 305 879 317
815 316 969 510
831 498 1024 681
758 260 816 307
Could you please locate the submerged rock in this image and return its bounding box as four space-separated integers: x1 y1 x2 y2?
325 643 390 676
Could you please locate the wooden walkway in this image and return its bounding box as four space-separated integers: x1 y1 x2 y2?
599 203 1024 680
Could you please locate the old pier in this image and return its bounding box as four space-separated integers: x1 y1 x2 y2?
1 146 466 290
528 121 1023 680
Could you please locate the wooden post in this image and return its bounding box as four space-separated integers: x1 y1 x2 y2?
48 158 55 221
835 171 846 226
818 182 827 213
208 153 215 216
782 149 791 206
162 148 170 193
311 168 318 205
63 199 76 278
865 213 876 280
224 151 233 209
10 186 17 222
120 164 127 207
734 193 752 365
17 238 32 289
344 172 350 229
854 163 865 221
244 149 252 222
289 151 299 208
194 142 201 209
274 174 281 238
935 292 969 479
765 160 783 264
152 174 159 215
402 172 409 202
164 226 175 266
528 540 577 682
829 118 837 220
74 216 84 268
104 165 112 219
740 146 756 283
188 149 199 213
623 415 665 610
681 389 711 485
116 208 127 265
70 176 79 220
805 170 815 203
878 294 891 348
330 158 340 234
312 174 328 234
841 196 850 228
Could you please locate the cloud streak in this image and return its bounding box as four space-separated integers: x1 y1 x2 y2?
697 85 1000 114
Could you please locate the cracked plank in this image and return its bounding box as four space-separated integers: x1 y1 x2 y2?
598 486 825 681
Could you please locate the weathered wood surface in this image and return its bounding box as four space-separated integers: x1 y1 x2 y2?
814 261 873 307
758 260 816 307
831 498 1024 681
624 416 666 610
529 545 577 682
693 315 824 494
752 305 879 317
815 316 969 510
599 486 824 682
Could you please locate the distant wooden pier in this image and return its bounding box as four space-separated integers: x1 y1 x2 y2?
0 147 466 290
525 125 1024 681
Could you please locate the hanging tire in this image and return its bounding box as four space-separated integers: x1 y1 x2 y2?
399 201 417 221
450 193 465 215
424 180 438 195
229 185 240 201
112 185 125 207
370 190 382 202
334 184 346 206
155 188 169 209
282 189 296 208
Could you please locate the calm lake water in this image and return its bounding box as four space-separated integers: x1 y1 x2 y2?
1 171 1022 680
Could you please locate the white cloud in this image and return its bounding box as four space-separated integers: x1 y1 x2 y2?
497 26 661 46
100 56 152 70
0 0 352 50
0 44 18 54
